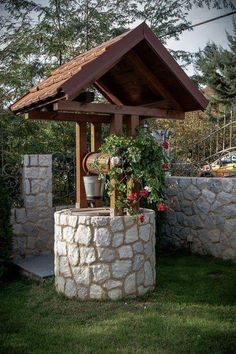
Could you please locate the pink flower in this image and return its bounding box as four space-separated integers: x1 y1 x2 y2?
139 214 145 223
139 189 149 198
128 192 139 202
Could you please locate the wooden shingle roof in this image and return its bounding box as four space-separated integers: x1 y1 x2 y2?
10 23 208 114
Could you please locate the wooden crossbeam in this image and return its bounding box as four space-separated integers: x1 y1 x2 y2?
53 101 185 120
25 110 111 123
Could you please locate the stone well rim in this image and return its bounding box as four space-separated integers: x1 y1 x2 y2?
54 207 155 218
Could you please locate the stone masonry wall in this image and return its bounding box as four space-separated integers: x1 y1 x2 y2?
54 209 156 300
163 177 236 261
12 154 54 256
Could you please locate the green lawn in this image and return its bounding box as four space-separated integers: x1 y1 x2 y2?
0 252 236 354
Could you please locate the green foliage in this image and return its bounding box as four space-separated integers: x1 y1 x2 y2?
195 18 236 107
97 127 167 214
0 175 13 280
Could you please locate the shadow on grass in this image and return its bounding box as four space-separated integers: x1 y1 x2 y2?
0 252 235 354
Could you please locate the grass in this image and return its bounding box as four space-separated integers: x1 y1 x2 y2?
0 252 236 354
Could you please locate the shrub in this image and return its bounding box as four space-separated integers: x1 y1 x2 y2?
0 175 13 280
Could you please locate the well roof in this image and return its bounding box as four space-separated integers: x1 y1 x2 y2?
10 23 208 114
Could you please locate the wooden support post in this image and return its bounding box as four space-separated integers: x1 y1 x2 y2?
110 114 123 135
91 122 102 207
110 114 123 216
127 115 140 211
91 122 102 152
76 122 88 208
127 115 140 137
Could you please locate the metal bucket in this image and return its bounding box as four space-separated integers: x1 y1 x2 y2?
83 176 105 200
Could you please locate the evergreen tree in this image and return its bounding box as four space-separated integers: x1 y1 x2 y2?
195 19 236 106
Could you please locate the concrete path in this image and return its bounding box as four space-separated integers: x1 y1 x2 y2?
13 254 54 280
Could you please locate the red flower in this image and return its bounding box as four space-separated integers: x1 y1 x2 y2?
161 163 169 171
139 189 149 198
139 214 145 223
128 192 139 202
162 141 169 150
157 202 168 212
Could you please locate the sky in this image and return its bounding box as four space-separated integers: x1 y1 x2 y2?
166 6 235 74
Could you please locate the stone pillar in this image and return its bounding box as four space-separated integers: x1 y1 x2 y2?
12 154 54 256
22 154 52 208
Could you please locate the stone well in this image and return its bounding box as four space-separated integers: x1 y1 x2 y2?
54 208 156 300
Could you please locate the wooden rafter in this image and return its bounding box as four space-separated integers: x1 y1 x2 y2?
94 81 123 105
53 101 185 120
126 51 182 110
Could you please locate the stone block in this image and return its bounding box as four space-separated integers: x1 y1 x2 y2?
97 247 116 262
222 205 236 218
217 191 231 204
38 154 52 167
125 224 138 243
63 226 74 243
15 208 27 224
139 224 151 242
68 243 79 266
29 155 39 166
183 185 201 201
208 230 221 243
133 241 143 254
55 276 65 293
108 288 122 300
137 268 144 285
64 279 77 298
36 193 49 207
74 225 92 246
112 260 132 279
92 264 110 283
57 241 67 256
144 242 153 258
68 215 78 228
23 155 30 167
144 261 153 286
24 179 31 195
123 215 135 229
202 189 215 204
91 216 109 227
110 217 124 232
25 195 36 208
222 179 234 193
78 216 91 225
104 279 122 290
77 286 88 300
22 223 39 237
80 247 96 264
138 285 150 296
178 178 191 189
94 227 111 247
73 266 90 286
124 273 136 294
90 284 103 299
118 245 133 259
112 232 124 247
133 254 145 271
31 179 52 194
59 256 71 278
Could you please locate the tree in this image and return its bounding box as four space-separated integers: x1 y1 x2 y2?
194 18 236 107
